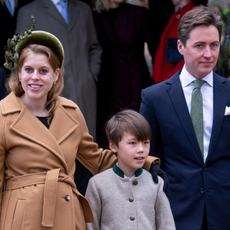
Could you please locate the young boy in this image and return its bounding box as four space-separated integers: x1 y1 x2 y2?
85 110 175 230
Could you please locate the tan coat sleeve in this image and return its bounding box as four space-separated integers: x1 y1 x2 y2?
73 106 159 175
0 111 6 221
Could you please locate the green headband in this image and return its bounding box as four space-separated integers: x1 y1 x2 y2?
4 16 64 72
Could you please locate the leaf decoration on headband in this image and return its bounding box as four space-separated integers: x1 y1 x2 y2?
4 15 36 72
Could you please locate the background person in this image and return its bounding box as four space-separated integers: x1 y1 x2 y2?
140 6 229 230
0 67 7 99
152 0 208 83
0 0 34 73
93 0 158 149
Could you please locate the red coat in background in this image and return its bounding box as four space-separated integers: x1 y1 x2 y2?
94 3 158 148
152 1 198 83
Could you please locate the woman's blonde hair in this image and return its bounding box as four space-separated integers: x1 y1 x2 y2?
7 44 64 123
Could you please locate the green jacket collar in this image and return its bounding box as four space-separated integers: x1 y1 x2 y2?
113 164 142 178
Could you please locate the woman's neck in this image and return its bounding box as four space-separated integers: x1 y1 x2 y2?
20 94 49 117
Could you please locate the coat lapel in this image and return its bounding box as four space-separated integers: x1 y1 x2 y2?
68 0 80 32
49 103 79 144
206 73 227 163
42 0 66 27
2 93 79 174
166 72 203 162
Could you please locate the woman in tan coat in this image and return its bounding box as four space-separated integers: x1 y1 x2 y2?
0 18 160 230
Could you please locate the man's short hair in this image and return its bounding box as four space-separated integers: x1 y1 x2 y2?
178 6 223 46
105 109 151 147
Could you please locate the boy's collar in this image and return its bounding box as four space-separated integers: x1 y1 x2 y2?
113 164 143 178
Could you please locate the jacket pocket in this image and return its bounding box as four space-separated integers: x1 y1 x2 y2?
11 199 26 230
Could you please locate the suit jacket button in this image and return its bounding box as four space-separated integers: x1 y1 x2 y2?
203 166 208 171
130 216 135 221
65 195 70 201
200 188 205 194
133 180 138 185
129 197 134 202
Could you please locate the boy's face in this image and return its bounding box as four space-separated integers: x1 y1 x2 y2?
109 132 150 177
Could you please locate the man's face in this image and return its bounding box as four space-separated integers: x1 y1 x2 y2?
178 25 220 79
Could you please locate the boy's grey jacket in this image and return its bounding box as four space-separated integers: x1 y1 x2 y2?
85 167 175 230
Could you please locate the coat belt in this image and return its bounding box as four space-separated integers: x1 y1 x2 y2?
4 169 94 227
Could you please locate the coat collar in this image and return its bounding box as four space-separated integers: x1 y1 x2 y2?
1 92 79 174
113 163 143 178
42 0 81 32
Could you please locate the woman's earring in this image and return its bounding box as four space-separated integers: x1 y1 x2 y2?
19 78 21 82
54 81 57 85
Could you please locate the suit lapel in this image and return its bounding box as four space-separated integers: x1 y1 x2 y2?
68 0 80 32
166 73 203 162
206 73 227 163
42 0 66 27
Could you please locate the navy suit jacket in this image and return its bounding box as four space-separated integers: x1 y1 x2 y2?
140 71 230 230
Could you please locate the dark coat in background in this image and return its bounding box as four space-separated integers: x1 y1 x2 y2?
148 0 174 45
152 1 198 83
94 3 158 148
0 0 34 74
0 67 7 100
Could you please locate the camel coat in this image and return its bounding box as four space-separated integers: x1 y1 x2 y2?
0 92 158 230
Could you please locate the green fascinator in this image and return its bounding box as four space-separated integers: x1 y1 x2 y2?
4 16 64 72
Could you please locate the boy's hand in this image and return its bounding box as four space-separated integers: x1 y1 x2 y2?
150 163 169 195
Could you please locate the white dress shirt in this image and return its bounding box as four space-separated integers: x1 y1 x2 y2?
179 66 213 163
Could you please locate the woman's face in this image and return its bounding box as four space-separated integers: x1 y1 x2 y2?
18 51 59 106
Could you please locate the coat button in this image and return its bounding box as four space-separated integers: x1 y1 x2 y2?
129 197 134 202
65 195 70 201
200 188 205 194
203 166 208 171
133 180 138 185
130 216 135 221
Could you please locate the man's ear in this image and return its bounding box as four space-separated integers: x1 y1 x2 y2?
177 40 184 56
109 141 118 153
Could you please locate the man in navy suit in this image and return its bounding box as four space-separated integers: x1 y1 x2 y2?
140 6 228 230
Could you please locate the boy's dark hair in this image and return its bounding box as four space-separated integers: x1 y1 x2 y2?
105 109 151 147
178 6 223 46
